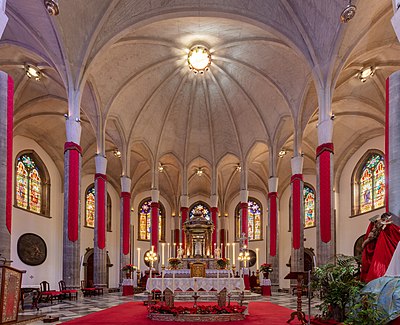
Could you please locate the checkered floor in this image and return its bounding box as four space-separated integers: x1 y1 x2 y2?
19 291 321 324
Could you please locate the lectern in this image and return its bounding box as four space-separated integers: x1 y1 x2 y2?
284 271 307 325
0 265 24 324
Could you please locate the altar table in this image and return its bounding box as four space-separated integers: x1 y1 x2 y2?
146 277 244 293
163 269 232 278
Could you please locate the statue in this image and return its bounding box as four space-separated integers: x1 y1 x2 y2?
362 212 393 250
214 247 221 259
177 246 184 259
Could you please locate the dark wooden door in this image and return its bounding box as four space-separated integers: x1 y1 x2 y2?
87 253 94 284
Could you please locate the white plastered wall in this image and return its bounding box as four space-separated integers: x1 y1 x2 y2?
11 136 63 289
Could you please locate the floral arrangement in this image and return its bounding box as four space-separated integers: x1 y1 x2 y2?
168 257 181 269
121 264 137 272
149 304 246 316
260 263 273 273
216 258 230 269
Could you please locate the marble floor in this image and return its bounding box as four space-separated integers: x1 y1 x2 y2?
18 291 321 324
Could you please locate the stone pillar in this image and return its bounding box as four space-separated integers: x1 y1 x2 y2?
0 0 8 39
290 156 304 273
63 118 82 289
180 195 189 252
210 195 218 251
120 176 131 284
151 189 159 253
0 71 12 261
316 118 335 265
268 177 279 288
240 190 249 247
94 155 107 288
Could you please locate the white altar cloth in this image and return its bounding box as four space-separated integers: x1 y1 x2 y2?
163 269 232 278
122 270 137 286
146 277 244 292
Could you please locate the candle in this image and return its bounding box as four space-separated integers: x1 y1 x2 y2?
227 243 230 259
151 245 154 252
162 243 165 265
232 244 235 266
173 243 176 258
221 243 223 257
256 248 259 270
167 243 170 260
137 247 141 270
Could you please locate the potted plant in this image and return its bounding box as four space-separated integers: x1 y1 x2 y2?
345 292 389 325
259 263 273 278
168 257 181 270
216 258 229 270
312 255 362 322
121 264 137 278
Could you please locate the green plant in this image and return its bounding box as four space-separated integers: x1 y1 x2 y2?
259 263 273 273
312 255 362 322
216 258 229 269
344 292 389 325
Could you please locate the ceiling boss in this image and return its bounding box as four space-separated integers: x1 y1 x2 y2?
187 45 212 74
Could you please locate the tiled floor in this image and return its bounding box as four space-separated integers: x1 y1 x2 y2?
19 291 321 324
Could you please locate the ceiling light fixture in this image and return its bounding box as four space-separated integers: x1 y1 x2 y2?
340 1 356 23
44 0 59 16
24 63 42 81
113 149 121 158
278 150 287 158
196 167 204 177
236 164 242 172
187 45 211 75
357 66 375 83
158 163 164 173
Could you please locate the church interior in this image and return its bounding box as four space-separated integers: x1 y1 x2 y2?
1 0 400 324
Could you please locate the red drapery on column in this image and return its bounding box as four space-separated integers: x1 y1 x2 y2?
316 143 334 243
240 202 248 245
211 207 218 249
291 174 303 249
121 192 131 255
385 77 390 212
268 192 278 257
151 202 159 253
95 173 107 249
181 207 188 250
64 142 82 242
6 76 13 234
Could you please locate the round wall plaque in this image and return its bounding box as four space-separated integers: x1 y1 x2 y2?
17 233 47 266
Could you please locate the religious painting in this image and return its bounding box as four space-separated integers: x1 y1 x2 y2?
17 233 47 266
304 185 315 228
138 198 165 241
189 202 211 220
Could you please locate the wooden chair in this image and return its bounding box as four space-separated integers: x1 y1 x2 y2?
80 280 97 297
58 280 78 300
88 280 104 295
39 281 62 304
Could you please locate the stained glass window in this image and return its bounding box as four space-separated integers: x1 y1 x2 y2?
304 185 315 228
85 186 96 228
189 202 211 220
138 199 165 241
15 154 43 213
359 154 385 213
235 198 262 241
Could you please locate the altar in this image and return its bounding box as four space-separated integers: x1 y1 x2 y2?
163 269 232 278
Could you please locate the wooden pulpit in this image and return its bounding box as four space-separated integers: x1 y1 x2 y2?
0 265 25 324
284 271 308 325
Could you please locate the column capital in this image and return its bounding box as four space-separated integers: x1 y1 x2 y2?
120 176 131 193
66 118 82 144
268 177 279 192
291 156 304 175
318 118 333 144
180 195 189 208
95 155 107 174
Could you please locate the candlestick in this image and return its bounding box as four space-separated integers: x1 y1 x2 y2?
167 243 170 260
162 243 165 265
256 248 259 270
173 243 176 258
137 247 141 270
232 243 235 266
227 243 230 259
151 245 154 252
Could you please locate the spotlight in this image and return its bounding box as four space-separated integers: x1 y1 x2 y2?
113 149 121 158
44 0 59 16
278 150 287 158
158 164 164 173
340 1 356 23
357 66 375 83
196 168 203 176
24 64 42 81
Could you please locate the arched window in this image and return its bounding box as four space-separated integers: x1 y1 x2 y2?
189 202 211 220
15 151 50 216
304 184 315 228
138 198 165 241
235 198 263 241
352 151 385 215
84 184 112 231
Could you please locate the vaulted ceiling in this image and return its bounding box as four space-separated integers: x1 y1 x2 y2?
0 0 396 212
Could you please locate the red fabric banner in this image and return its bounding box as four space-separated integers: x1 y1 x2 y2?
181 207 188 250
121 192 131 255
291 174 303 249
96 173 107 249
219 229 226 258
268 192 278 256
319 149 332 243
211 207 218 249
151 202 159 253
6 76 13 234
240 202 248 245
385 77 389 212
65 142 81 242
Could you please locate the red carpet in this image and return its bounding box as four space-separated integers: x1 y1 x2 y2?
61 301 307 325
